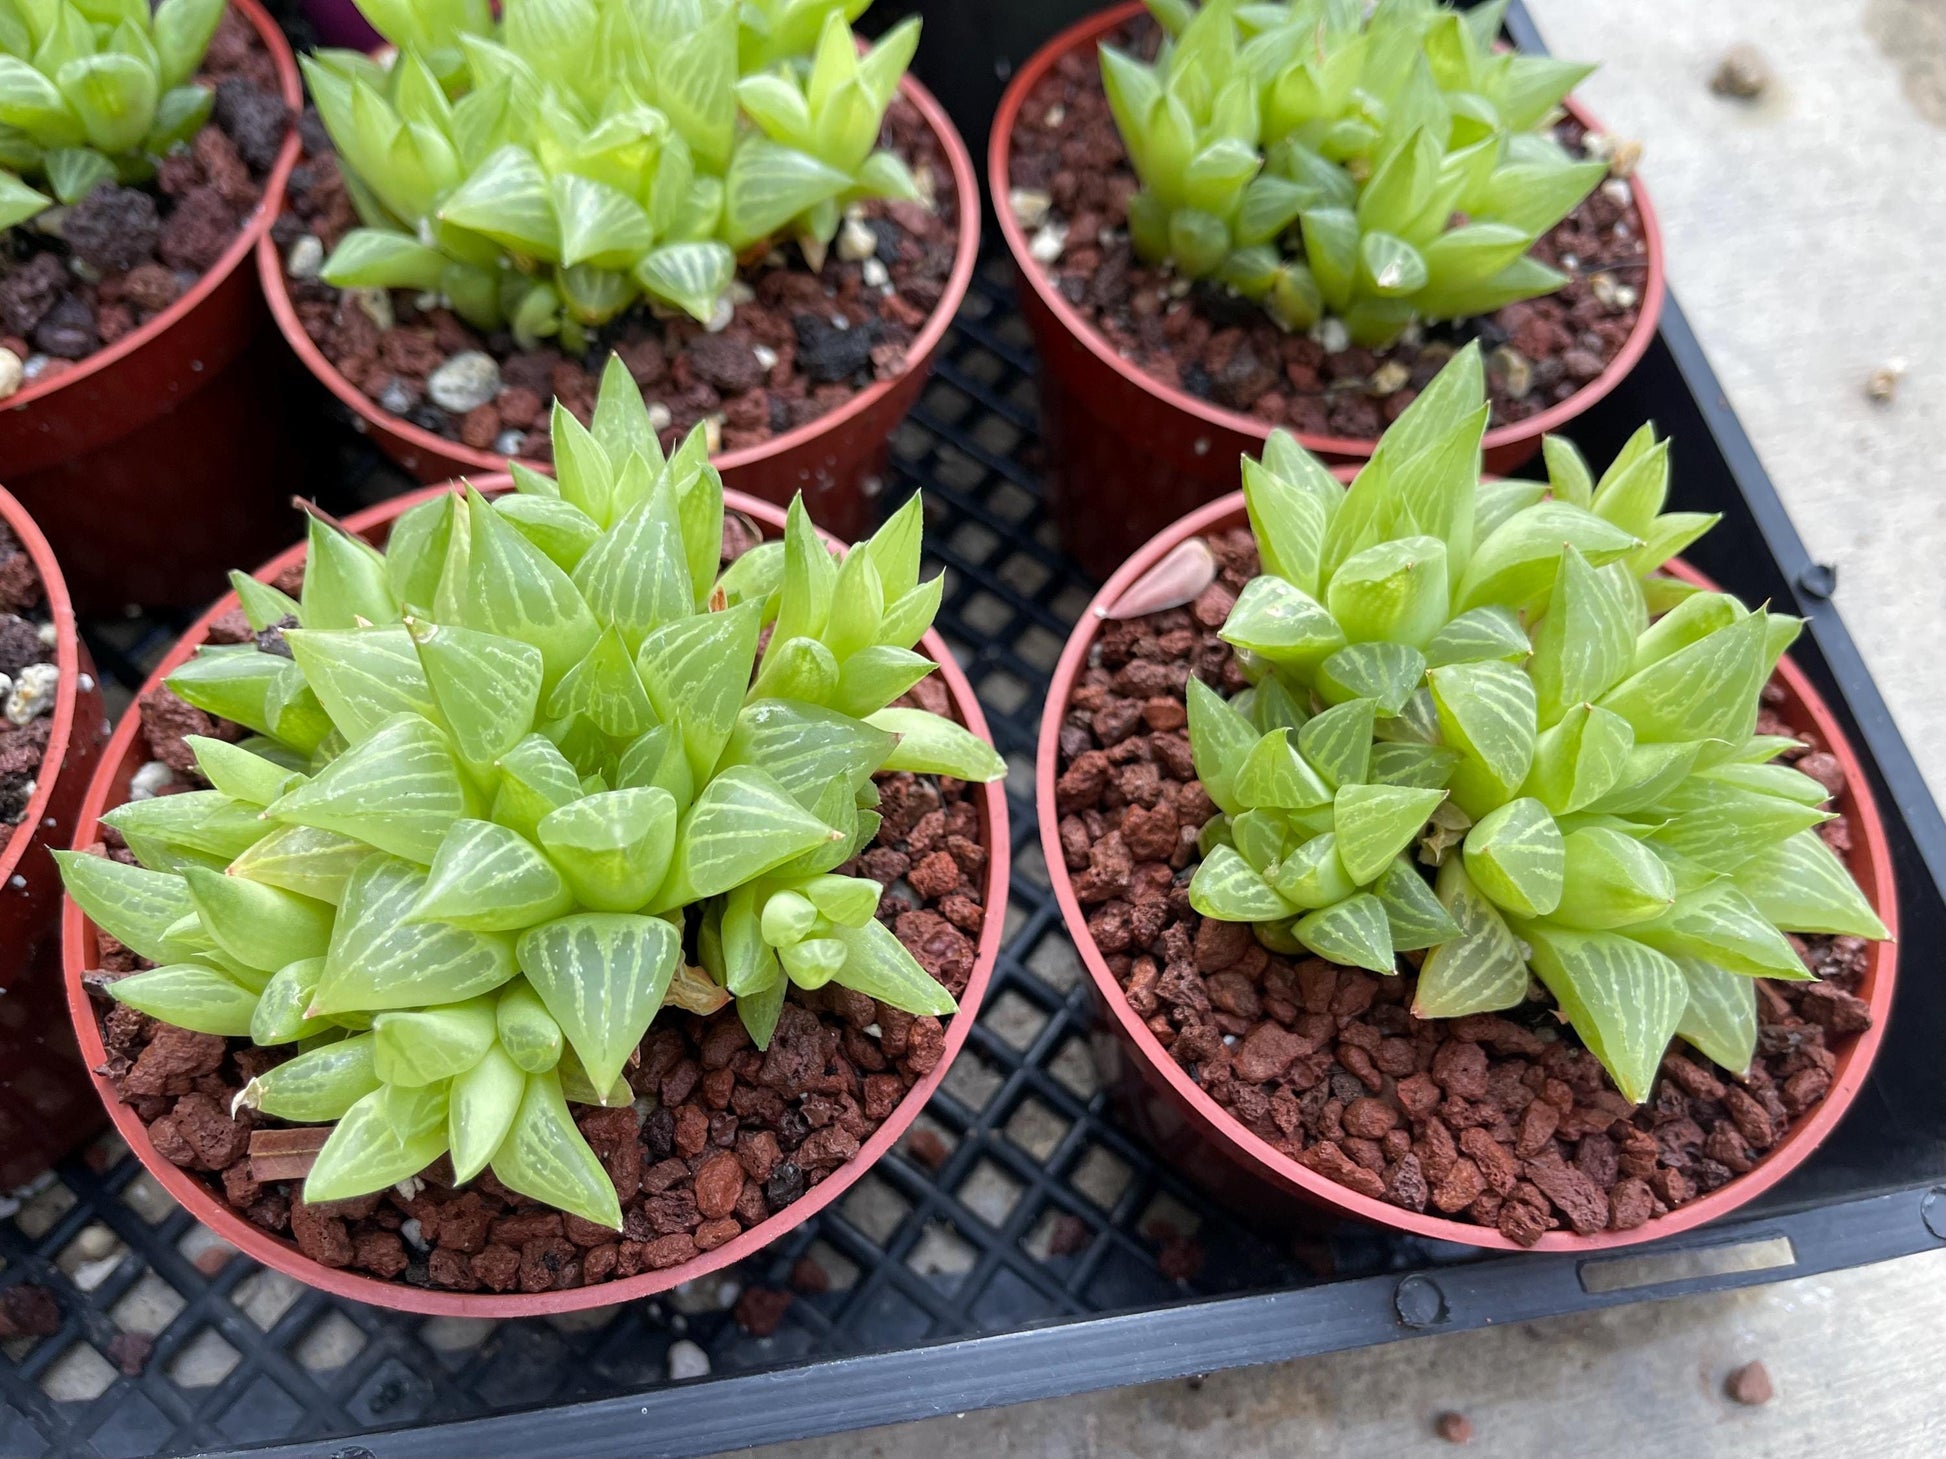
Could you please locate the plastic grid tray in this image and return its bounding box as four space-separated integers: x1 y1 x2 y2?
5 63 1946 1454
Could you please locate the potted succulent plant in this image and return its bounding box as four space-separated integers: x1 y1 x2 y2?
0 486 110 1187
0 0 302 611
992 0 1664 577
59 354 1010 1314
258 0 980 543
1039 344 1895 1251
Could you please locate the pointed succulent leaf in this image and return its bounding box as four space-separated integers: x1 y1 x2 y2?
1413 859 1532 1019
1269 831 1359 911
1550 825 1675 930
1219 574 1345 668
372 996 498 1086
827 916 956 1016
1334 783 1446 883
239 1034 380 1122
449 1042 524 1183
1294 893 1394 973
1524 926 1686 1104
1368 742 1458 789
1297 697 1375 790
536 787 678 912
183 866 335 973
413 819 574 931
301 516 397 631
54 851 191 963
186 736 306 806
1526 703 1634 816
868 708 1005 781
1233 728 1333 809
285 626 439 743
102 790 271 867
1462 796 1564 919
1600 612 1768 746
637 598 764 782
1426 606 1529 668
268 714 477 864
1315 641 1426 715
1186 674 1260 817
104 964 259 1037
1733 828 1888 939
411 619 545 767
312 855 517 1015
490 733 583 840
1428 660 1538 817
1453 502 1639 616
1374 857 1459 950
516 913 680 1091
441 489 599 690
1191 844 1296 921
495 980 563 1073
1674 956 1758 1077
654 765 840 909
1630 882 1813 981
492 1071 622 1229
305 1083 450 1207
1647 785 1829 874
227 825 370 906
250 957 330 1046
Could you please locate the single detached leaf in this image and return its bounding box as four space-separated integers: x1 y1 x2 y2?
492 1071 622 1230
516 913 681 1091
1524 926 1686 1104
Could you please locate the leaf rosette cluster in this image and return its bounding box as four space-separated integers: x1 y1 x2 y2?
1 0 228 229
307 0 926 347
1101 0 1605 345
1184 343 1887 1102
62 353 1005 1230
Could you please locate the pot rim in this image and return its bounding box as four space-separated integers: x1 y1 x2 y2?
1037 488 1900 1253
62 483 1011 1315
988 0 1667 462
256 65 982 480
0 486 89 887
1 0 303 418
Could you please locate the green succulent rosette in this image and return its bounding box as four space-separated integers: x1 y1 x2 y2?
1100 0 1605 345
1185 343 1887 1103
304 0 926 348
61 353 1005 1230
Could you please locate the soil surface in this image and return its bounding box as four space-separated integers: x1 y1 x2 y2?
0 12 290 389
1052 529 1874 1246
78 535 992 1295
0 522 57 828
1006 21 1649 440
272 97 960 459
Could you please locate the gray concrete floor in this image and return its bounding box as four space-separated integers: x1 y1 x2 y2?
726 4 1946 1454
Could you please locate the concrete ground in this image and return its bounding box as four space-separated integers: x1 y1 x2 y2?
724 3 1946 1456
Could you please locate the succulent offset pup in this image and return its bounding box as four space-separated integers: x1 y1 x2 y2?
305 0 926 347
1100 0 1604 345
1184 343 1887 1104
59 353 1004 1230
0 0 229 229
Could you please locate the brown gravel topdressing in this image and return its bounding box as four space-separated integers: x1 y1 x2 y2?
1052 530 1874 1247
272 96 961 459
0 521 55 828
1005 20 1649 441
0 12 290 386
78 545 993 1296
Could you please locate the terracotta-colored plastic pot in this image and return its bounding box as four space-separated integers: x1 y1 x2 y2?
63 483 1008 1314
259 73 981 545
991 0 1668 580
1038 490 1899 1252
0 0 306 615
0 486 110 1188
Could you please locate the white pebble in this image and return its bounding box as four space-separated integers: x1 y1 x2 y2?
1601 178 1634 208
702 415 723 453
426 351 502 413
286 235 324 280
1028 222 1068 264
400 1218 426 1251
74 1225 118 1260
647 402 672 433
704 296 735 334
1316 317 1350 355
37 622 55 647
836 217 878 263
5 662 59 726
862 258 890 289
1368 360 1410 397
752 343 778 371
73 1254 123 1292
1043 103 1066 128
22 353 51 381
666 1339 711 1380
129 760 176 801
728 280 756 306
493 429 526 456
0 347 21 401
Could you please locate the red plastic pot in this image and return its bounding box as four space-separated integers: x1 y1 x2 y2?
990 0 1668 580
1037 490 1899 1252
0 487 110 1188
0 0 306 615
62 483 1009 1314
259 71 981 546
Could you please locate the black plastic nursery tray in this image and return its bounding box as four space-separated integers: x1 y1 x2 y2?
6 9 1946 1459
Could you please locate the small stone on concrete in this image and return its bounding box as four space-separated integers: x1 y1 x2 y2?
1434 1410 1473 1443
1711 44 1771 98
1725 1360 1774 1406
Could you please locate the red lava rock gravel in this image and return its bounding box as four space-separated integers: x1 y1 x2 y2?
79 542 992 1296
1054 530 1872 1247
1006 19 1648 438
1433 1411 1474 1444
272 98 959 457
0 13 288 382
1725 1360 1774 1406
